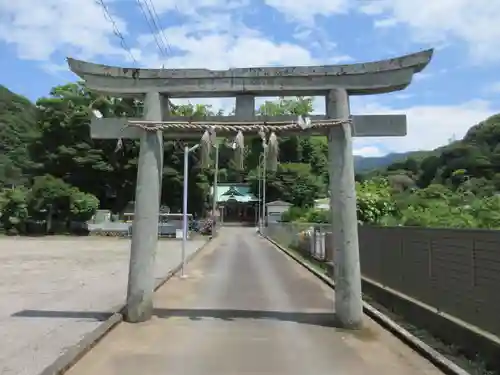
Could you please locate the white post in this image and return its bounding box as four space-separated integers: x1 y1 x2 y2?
257 159 261 229
212 143 219 235
262 148 267 230
181 143 199 278
181 145 189 278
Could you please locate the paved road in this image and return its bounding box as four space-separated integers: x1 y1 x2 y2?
67 228 443 375
0 236 206 375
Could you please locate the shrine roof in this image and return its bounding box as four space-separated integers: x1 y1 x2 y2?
211 184 258 203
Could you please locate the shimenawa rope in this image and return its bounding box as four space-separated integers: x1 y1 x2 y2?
115 116 352 171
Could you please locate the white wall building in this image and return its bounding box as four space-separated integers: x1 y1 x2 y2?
265 200 292 223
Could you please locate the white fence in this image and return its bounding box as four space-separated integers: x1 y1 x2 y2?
263 222 331 262
88 220 186 238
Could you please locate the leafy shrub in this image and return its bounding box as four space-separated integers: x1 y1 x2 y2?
0 187 28 234
356 178 398 224
0 175 99 235
281 206 308 222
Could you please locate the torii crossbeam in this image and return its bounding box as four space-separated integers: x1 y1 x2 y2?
67 49 433 328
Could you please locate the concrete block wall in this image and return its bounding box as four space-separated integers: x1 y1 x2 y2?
358 226 500 337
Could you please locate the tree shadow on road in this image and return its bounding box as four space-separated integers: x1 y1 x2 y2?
154 308 341 328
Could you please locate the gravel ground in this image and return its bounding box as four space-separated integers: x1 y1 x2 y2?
0 236 206 375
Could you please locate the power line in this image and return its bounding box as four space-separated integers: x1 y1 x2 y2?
135 0 172 61
94 0 138 65
144 0 172 56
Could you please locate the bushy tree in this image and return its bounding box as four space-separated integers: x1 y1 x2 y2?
281 206 309 222
356 178 398 224
0 175 100 234
298 208 331 224
27 175 73 228
0 187 29 234
467 196 500 229
248 163 324 208
400 205 477 228
69 189 100 222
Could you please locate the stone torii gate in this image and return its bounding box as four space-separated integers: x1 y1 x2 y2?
67 49 433 329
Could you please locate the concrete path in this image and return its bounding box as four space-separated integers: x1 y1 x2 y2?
66 228 444 375
0 236 206 375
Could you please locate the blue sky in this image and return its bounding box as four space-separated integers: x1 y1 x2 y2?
1 0 499 156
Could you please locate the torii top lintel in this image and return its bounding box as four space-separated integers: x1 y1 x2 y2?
67 49 433 98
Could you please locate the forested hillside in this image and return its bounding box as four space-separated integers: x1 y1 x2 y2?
285 112 500 229
1 80 500 233
0 85 38 186
372 113 500 196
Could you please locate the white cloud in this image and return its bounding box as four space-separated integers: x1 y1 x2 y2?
393 93 413 100
143 29 316 70
485 82 500 94
0 0 355 70
413 72 432 82
150 0 248 14
263 0 349 24
353 146 384 157
311 95 499 155
360 0 500 64
138 10 319 112
350 98 499 154
0 0 130 61
0 0 341 116
291 25 353 63
373 18 399 28
135 9 320 111
135 5 356 70
2 0 498 159
265 0 500 64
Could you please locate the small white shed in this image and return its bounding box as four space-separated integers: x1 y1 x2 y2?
265 200 292 223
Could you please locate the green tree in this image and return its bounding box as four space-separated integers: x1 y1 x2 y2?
356 178 398 224
251 97 315 167
27 175 73 232
0 85 38 186
29 83 139 212
0 187 29 234
281 206 309 222
69 189 100 222
469 196 500 229
299 208 331 224
248 163 324 207
28 83 218 216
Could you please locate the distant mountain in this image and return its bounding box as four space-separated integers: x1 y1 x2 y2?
354 152 414 172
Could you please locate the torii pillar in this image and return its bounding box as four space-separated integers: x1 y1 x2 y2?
67 48 433 326
126 91 163 322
